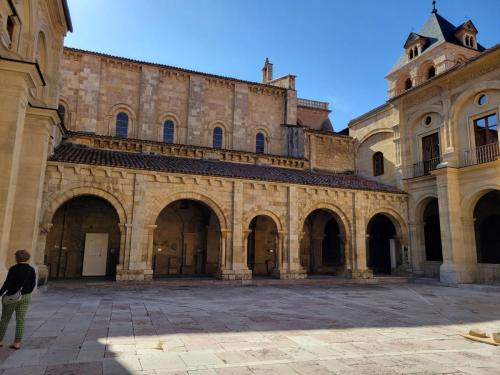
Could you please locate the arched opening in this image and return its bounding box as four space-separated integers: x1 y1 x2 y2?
423 198 443 262
57 104 66 126
405 78 412 90
115 112 129 138
373 152 384 176
212 127 223 149
367 214 397 275
45 196 121 280
153 199 220 277
163 119 175 143
256 132 265 154
474 190 500 264
427 66 436 79
247 216 277 276
300 209 344 275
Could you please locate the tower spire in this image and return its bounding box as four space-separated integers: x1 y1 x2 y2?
432 0 437 14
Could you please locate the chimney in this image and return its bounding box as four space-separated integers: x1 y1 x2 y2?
262 58 273 83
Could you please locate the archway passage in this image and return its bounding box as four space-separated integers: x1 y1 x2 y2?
300 209 344 275
153 199 220 277
423 198 443 262
247 216 277 276
474 190 500 264
45 195 121 279
367 214 397 274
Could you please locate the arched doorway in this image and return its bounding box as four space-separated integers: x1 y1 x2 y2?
300 209 344 275
367 214 397 274
247 216 277 276
423 198 443 262
474 190 500 264
45 195 121 279
153 199 220 277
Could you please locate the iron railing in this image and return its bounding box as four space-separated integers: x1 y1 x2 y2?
463 142 500 167
406 156 441 178
297 98 329 110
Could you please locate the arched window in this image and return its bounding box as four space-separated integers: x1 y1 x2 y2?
470 36 474 47
163 120 175 143
414 46 418 57
373 152 384 176
255 132 265 154
7 16 14 46
405 78 412 90
465 35 470 46
115 112 129 138
212 127 223 149
57 104 66 125
409 50 414 59
427 66 436 79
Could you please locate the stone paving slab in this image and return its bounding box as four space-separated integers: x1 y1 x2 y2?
0 281 499 374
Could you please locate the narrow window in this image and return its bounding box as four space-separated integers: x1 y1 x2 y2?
256 132 265 154
57 104 66 126
409 50 414 59
213 127 223 149
163 120 174 143
405 78 412 90
470 36 474 47
474 114 498 147
414 46 419 57
427 66 436 79
115 112 129 138
7 16 14 45
373 152 384 176
465 35 470 47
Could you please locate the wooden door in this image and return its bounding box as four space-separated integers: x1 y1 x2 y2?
421 133 440 173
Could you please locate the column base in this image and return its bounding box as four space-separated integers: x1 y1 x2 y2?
116 268 154 281
350 269 374 279
440 262 476 284
216 268 253 280
271 269 307 279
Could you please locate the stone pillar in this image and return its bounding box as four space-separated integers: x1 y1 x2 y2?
36 223 53 285
272 231 290 279
116 222 132 280
434 167 476 283
408 221 425 276
285 186 306 279
143 224 157 280
8 107 59 266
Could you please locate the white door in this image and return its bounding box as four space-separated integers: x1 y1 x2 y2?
82 233 109 276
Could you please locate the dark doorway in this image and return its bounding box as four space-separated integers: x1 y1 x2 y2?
153 200 220 277
474 190 500 264
247 216 277 276
367 214 396 274
423 198 443 262
422 132 440 174
45 195 120 280
300 209 344 275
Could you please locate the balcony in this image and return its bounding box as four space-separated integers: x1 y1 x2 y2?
297 98 329 111
405 156 441 179
463 143 500 167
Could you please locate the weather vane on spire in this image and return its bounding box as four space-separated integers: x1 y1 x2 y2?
432 0 438 14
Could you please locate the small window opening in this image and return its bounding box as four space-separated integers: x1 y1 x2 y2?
409 50 414 59
427 66 436 79
373 152 384 176
57 104 66 125
414 46 419 57
7 16 14 46
425 116 432 126
256 132 265 154
213 127 223 149
405 78 412 90
477 94 487 106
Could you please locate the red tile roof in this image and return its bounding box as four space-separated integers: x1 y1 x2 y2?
50 143 404 194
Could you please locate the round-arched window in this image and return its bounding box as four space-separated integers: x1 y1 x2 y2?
213 127 223 149
425 116 432 126
115 112 129 138
163 120 175 143
256 132 265 154
57 104 66 125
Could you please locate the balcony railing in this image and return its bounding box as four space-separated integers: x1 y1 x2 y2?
463 142 500 167
406 156 441 178
297 98 329 110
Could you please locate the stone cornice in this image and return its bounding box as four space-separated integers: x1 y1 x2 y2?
0 56 45 87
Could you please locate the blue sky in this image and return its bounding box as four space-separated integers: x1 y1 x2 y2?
65 0 499 131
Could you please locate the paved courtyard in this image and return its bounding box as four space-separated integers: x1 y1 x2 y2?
0 280 499 374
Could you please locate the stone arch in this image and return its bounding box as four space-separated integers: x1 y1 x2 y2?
42 186 128 226
407 106 443 129
461 185 500 219
366 207 408 243
417 59 435 81
450 81 500 125
157 112 180 143
356 129 394 150
414 193 438 221
300 202 351 239
208 120 229 149
107 103 136 137
147 191 228 230
244 209 284 232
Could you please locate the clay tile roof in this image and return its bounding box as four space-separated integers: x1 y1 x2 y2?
50 143 404 194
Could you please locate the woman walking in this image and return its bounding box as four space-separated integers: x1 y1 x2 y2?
0 250 36 350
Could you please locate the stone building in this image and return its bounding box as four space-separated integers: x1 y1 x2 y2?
0 1 497 284
349 5 500 284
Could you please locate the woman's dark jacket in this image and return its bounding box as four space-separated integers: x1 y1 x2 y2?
0 264 36 296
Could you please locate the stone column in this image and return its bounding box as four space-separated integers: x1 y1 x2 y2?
143 224 157 280
272 231 289 279
408 221 425 276
434 167 476 283
35 223 53 285
286 186 306 278
116 222 132 280
8 107 59 266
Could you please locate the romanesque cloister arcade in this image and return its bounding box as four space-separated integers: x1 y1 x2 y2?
37 178 410 282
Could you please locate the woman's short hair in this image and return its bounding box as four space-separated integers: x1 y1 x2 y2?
15 250 30 263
